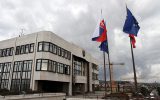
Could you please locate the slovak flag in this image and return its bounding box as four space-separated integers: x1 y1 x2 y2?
92 19 107 42
92 19 108 53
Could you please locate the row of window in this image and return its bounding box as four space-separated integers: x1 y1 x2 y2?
15 43 34 55
0 43 34 58
11 60 32 91
0 62 12 89
36 59 70 75
38 41 71 60
0 47 14 57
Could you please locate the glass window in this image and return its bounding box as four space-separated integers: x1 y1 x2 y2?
6 48 10 56
61 49 64 57
57 63 60 73
64 50 68 59
58 47 61 56
41 60 48 70
29 43 34 53
36 60 41 71
38 42 43 51
44 42 49 51
2 49 6 57
59 63 64 73
48 60 52 71
74 61 82 76
20 45 25 54
0 63 3 72
52 61 56 72
49 43 53 53
23 61 27 71
25 44 29 53
53 44 57 54
67 65 70 75
9 47 14 56
15 46 20 55
28 61 32 71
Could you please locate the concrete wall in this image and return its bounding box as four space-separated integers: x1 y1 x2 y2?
0 93 66 100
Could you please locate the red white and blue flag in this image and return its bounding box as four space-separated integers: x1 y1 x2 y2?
92 19 107 42
92 19 108 53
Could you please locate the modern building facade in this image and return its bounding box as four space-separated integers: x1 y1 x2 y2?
0 31 99 95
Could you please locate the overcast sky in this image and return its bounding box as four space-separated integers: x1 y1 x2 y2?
0 0 160 83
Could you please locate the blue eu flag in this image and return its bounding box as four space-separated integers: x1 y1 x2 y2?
123 7 140 36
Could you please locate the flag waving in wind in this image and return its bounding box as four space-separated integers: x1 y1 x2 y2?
123 7 140 48
92 19 107 42
92 19 108 53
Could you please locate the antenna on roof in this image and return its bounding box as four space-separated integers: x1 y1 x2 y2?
19 28 25 37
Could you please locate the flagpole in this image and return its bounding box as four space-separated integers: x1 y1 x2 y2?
103 51 107 96
130 37 138 92
107 51 112 93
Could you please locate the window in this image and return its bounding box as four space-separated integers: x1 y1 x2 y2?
20 45 25 54
48 60 52 71
61 49 65 57
64 65 70 75
29 43 34 53
57 63 60 73
6 48 10 56
64 50 68 59
59 63 64 74
41 60 48 71
53 44 57 54
92 73 98 80
74 60 83 76
0 62 11 89
9 47 14 56
58 47 61 56
36 60 41 71
2 49 6 57
25 44 29 53
52 61 56 72
43 42 49 51
11 60 32 91
38 42 43 51
16 46 21 55
49 43 53 53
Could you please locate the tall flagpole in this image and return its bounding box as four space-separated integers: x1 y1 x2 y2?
107 51 112 93
130 37 138 92
101 9 107 96
103 52 107 96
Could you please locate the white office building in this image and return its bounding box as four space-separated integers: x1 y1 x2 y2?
0 31 99 95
